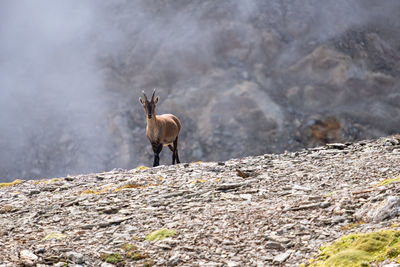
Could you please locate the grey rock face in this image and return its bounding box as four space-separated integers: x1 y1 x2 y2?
2 1 400 180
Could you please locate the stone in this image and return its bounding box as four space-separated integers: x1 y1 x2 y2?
326 143 347 150
273 251 291 263
355 196 400 222
382 263 400 267
292 184 312 192
167 255 180 266
20 250 38 266
265 241 285 250
65 251 84 264
227 261 240 267
320 202 331 208
216 183 246 191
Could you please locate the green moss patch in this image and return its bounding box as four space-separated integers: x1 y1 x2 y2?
145 229 176 242
122 243 148 260
143 259 155 266
127 251 148 260
0 179 24 188
101 243 151 263
324 249 371 266
122 243 138 251
101 253 123 264
308 230 400 266
341 222 365 231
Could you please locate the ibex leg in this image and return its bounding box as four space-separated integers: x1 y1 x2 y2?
152 142 163 167
168 145 176 164
174 137 180 164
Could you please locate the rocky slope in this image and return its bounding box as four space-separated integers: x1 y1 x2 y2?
1 135 400 266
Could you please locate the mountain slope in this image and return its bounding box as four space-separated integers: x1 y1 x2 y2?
1 135 400 266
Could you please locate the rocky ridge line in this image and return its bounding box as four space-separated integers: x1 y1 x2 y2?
1 135 400 266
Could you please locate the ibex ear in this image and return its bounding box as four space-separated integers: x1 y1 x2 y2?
139 97 144 104
154 96 159 104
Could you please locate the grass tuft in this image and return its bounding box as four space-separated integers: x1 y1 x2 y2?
135 165 149 170
80 185 113 195
114 182 159 192
41 233 67 241
33 178 62 185
0 179 24 188
377 176 400 186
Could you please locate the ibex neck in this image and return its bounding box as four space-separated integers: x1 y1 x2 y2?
146 116 160 142
146 116 158 128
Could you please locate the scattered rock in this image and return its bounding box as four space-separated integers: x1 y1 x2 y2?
1 136 400 266
382 263 400 267
326 143 347 150
226 261 240 267
355 196 400 222
216 183 247 191
265 241 285 250
100 263 115 267
320 201 331 208
65 251 84 264
167 255 181 266
273 251 291 263
20 250 38 266
236 169 250 178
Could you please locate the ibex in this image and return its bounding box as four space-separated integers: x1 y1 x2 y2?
139 89 181 167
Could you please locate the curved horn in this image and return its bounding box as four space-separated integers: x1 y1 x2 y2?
142 90 148 101
151 89 156 101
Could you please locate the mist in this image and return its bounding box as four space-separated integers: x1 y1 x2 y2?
0 1 113 180
1 0 400 182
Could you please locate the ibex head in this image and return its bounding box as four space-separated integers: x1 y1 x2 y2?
139 89 159 119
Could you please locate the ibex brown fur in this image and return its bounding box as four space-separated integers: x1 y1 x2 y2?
139 89 181 167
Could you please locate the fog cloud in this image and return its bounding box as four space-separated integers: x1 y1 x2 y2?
0 1 113 179
1 0 399 181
